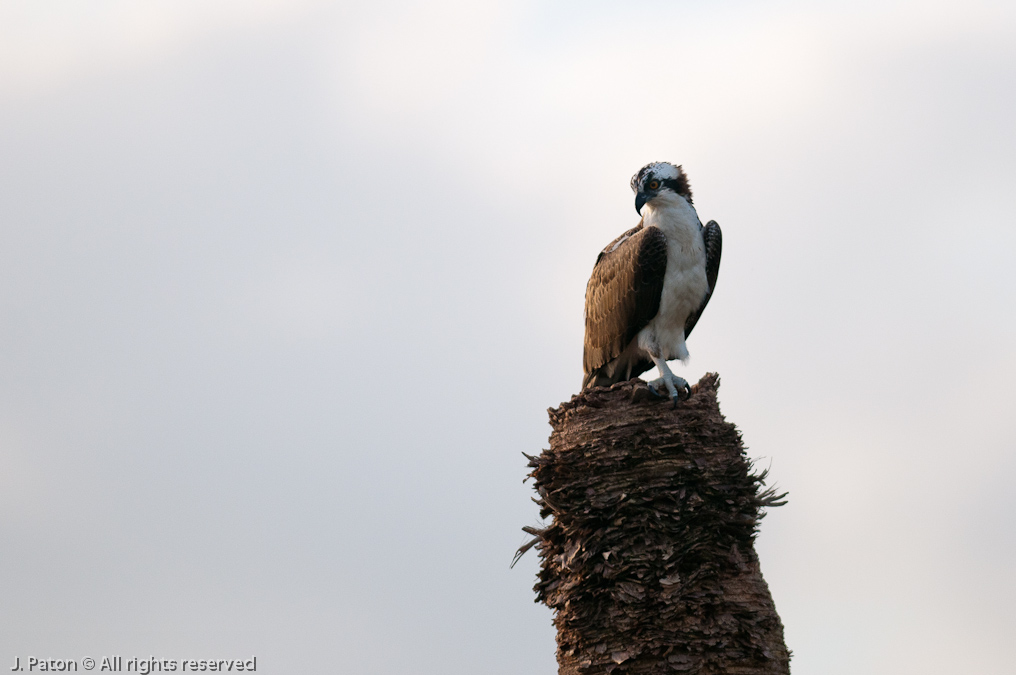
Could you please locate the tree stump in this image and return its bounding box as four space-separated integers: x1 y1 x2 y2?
520 374 789 674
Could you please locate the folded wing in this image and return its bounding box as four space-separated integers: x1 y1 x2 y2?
683 220 722 340
583 225 668 387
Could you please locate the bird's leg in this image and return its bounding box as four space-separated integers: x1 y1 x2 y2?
646 356 691 407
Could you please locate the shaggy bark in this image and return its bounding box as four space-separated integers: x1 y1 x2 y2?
519 373 789 674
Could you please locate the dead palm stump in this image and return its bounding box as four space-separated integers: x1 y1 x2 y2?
521 373 789 674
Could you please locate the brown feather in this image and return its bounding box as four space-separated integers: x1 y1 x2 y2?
582 224 668 388
683 220 722 339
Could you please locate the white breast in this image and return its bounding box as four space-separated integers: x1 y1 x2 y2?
636 193 709 362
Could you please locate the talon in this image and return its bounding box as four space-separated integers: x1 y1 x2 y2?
648 366 691 407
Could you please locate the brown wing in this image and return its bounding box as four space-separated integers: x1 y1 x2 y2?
684 219 722 339
583 224 668 380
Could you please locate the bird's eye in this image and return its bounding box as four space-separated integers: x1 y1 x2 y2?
648 180 660 190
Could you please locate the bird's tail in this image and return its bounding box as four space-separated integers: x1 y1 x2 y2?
582 367 614 391
582 356 654 391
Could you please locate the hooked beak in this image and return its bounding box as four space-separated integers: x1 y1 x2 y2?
635 192 647 215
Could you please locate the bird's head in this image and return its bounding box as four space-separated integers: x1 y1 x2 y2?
631 162 693 215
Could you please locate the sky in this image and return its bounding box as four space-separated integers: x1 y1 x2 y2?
0 1 1014 673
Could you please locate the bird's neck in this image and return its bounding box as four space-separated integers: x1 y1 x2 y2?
642 193 700 235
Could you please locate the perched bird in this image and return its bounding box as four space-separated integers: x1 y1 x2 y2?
582 162 722 404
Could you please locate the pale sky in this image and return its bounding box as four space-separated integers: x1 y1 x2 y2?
1 1 1014 673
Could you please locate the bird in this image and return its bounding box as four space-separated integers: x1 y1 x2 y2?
582 162 722 405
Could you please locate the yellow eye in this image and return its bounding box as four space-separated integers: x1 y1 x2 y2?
648 180 660 190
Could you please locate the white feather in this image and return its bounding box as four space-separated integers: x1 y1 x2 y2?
643 162 681 181
635 190 709 364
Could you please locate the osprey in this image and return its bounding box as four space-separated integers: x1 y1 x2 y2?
582 162 721 404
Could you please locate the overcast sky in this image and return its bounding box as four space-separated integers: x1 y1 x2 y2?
1 1 1014 673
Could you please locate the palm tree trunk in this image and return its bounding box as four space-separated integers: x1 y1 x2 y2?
521 374 790 674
